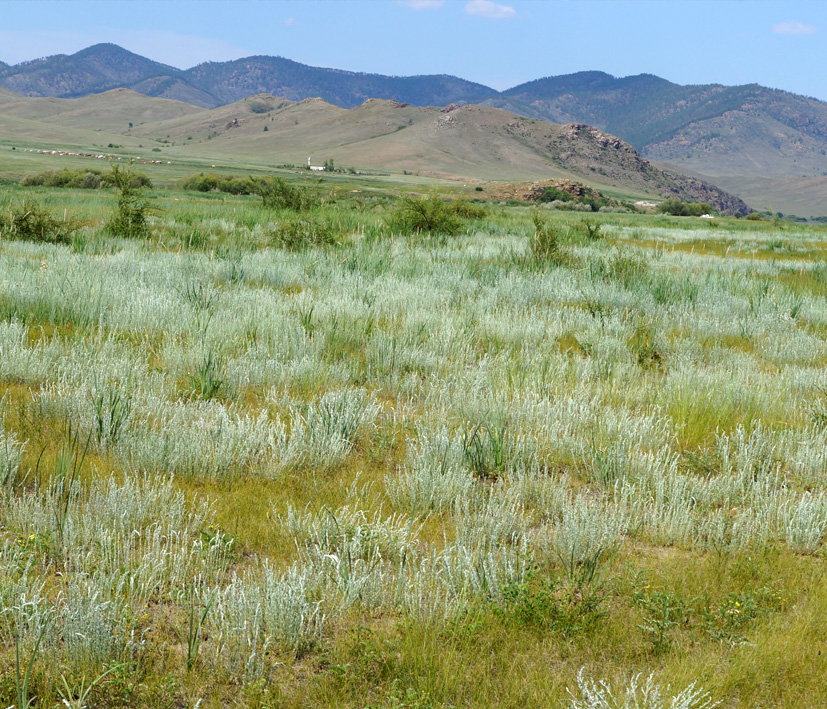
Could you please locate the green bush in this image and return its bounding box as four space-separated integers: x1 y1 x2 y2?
182 173 259 195
0 200 76 244
253 177 313 211
182 173 220 192
657 198 713 217
105 164 152 238
386 195 463 236
530 211 565 264
270 216 338 251
21 169 105 189
538 185 608 211
449 197 487 220
573 219 604 240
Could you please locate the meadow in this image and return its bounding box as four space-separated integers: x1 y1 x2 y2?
1 177 827 708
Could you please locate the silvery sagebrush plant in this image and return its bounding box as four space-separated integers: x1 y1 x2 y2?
566 667 720 709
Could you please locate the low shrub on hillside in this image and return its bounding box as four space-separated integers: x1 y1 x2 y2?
449 197 487 220
539 185 609 212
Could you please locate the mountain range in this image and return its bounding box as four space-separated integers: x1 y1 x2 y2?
3 43 827 214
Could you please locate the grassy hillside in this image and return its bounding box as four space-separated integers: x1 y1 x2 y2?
0 88 751 212
0 87 202 132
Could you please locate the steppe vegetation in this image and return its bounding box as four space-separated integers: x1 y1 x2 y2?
1 172 827 708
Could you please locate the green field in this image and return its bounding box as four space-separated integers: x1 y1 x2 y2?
1 176 827 708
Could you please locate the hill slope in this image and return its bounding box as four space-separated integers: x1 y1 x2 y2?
129 93 750 212
0 84 753 214
3 45 827 191
493 72 827 180
0 87 202 131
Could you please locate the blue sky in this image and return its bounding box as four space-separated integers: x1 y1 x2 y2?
1 1 826 100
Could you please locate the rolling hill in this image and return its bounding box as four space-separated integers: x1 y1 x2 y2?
0 87 202 132
0 87 751 213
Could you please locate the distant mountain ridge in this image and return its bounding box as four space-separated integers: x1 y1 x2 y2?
3 43 827 213
0 44 494 109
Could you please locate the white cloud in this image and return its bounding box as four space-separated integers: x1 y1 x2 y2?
772 21 816 35
284 17 297 26
402 0 445 9
465 0 516 19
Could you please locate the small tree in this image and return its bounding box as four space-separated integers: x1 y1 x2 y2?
106 163 152 238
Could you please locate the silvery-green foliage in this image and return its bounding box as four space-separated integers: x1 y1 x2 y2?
120 401 278 480
691 506 770 554
453 486 527 549
386 424 475 513
0 319 64 383
501 467 571 522
257 563 325 653
2 472 231 602
435 535 532 602
277 503 420 560
85 472 196 532
548 495 629 584
37 378 134 452
567 668 721 709
54 577 128 673
276 388 378 473
778 492 827 554
210 581 269 680
0 420 25 493
301 529 389 611
0 564 51 656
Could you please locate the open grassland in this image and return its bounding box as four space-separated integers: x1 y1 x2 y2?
1 183 827 708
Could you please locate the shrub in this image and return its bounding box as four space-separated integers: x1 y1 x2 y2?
182 173 220 192
386 195 463 236
105 163 152 238
657 199 713 217
271 216 338 250
449 197 487 220
0 199 76 244
20 169 108 190
530 211 565 264
567 668 721 709
539 185 608 211
574 219 604 240
253 176 313 211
